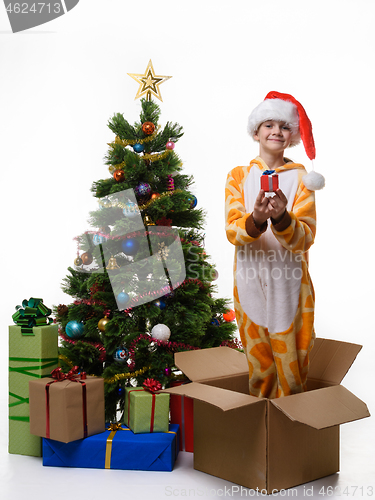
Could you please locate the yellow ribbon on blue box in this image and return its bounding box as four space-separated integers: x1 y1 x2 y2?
42 423 180 471
105 423 130 469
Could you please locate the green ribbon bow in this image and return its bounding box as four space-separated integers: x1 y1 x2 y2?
12 298 53 335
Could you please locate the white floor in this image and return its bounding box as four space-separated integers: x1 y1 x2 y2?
1 406 373 499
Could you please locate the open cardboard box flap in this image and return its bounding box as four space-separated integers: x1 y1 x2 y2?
173 346 248 383
271 384 370 429
165 340 370 426
308 338 362 385
174 339 363 386
164 381 261 411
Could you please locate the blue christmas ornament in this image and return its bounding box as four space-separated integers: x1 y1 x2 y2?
121 238 140 255
113 346 129 364
117 292 130 307
65 320 84 339
133 143 145 153
154 299 166 310
211 318 220 327
117 386 125 396
93 234 107 246
189 195 198 209
135 182 151 197
123 201 140 218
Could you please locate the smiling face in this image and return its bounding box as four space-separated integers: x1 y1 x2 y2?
254 120 293 156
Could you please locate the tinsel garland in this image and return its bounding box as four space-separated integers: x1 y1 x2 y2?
104 365 151 384
58 331 242 386
73 298 107 307
58 353 150 384
181 238 201 246
138 189 180 211
59 353 74 368
142 150 172 162
59 332 107 361
220 338 243 350
128 333 200 363
107 150 172 173
111 131 160 148
180 278 205 289
98 189 181 212
83 227 181 242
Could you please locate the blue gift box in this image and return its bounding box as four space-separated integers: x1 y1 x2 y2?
42 423 179 471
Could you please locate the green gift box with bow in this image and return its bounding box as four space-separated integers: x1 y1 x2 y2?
9 298 58 456
124 379 170 434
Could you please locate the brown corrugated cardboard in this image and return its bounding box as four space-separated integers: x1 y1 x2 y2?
163 338 370 493
308 338 362 385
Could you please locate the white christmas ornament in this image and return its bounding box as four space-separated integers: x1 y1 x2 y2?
151 324 171 342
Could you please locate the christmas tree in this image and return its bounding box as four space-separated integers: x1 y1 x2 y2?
56 61 239 421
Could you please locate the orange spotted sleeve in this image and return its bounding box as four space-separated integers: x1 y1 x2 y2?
225 166 260 246
271 180 316 254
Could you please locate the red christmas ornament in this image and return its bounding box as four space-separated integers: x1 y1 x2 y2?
223 309 236 322
113 169 125 182
142 121 156 135
166 140 175 150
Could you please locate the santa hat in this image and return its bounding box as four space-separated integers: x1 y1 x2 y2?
248 91 325 190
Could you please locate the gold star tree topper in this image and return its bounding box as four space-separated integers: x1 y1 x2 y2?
128 60 172 102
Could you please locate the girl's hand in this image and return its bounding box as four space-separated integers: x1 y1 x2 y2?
268 189 288 222
253 190 273 226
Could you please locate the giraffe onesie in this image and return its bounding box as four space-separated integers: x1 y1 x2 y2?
225 156 316 399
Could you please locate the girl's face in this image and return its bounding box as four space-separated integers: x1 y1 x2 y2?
254 120 292 154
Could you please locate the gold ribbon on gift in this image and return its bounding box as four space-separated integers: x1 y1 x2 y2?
105 423 130 469
104 423 178 469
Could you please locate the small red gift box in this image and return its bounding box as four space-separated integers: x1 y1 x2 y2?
261 171 279 192
169 380 194 452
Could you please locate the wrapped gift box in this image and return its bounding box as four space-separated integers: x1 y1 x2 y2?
29 371 105 443
261 170 279 192
124 385 170 434
42 423 179 471
9 322 59 456
170 380 194 452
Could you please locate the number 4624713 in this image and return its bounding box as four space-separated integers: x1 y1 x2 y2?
6 3 62 14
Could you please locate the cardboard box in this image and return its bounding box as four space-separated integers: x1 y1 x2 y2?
8 324 59 456
163 338 370 493
29 374 105 443
42 423 179 471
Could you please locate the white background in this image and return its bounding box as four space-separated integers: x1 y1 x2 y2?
0 1 374 498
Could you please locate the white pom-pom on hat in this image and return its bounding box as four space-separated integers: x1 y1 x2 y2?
301 163 325 190
248 91 325 190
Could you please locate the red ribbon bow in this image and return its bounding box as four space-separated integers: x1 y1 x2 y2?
50 366 81 381
143 378 162 393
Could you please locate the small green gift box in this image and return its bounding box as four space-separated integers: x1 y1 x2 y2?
9 298 58 456
124 380 170 434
